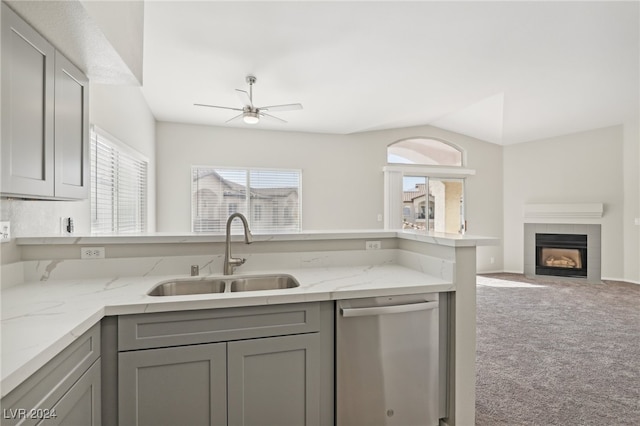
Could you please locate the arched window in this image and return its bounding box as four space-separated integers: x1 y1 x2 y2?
384 137 474 233
387 138 464 166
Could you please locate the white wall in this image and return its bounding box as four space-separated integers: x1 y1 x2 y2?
0 84 156 264
623 121 640 283
156 122 373 232
80 0 144 84
503 125 628 281
351 126 504 273
156 122 504 273
90 83 157 231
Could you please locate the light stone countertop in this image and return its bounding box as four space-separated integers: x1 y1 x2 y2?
1 263 454 398
15 229 499 247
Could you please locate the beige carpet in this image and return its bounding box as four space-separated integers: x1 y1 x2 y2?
475 273 640 426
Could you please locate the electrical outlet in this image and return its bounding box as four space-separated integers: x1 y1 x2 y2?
81 247 105 259
0 221 10 243
366 241 381 250
490 257 495 264
635 218 640 226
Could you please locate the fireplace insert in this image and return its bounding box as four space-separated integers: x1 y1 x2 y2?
535 233 587 278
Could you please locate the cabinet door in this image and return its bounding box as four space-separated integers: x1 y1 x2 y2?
228 333 320 426
54 51 89 199
0 325 100 426
1 2 55 197
119 343 227 426
37 360 101 426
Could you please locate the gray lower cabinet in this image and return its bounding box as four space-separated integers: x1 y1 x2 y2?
38 360 102 426
0 324 101 426
116 302 331 426
119 343 227 426
227 333 320 426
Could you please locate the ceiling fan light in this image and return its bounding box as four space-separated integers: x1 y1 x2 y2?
243 112 260 124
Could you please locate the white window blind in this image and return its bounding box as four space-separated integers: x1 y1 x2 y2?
192 166 301 233
91 127 148 234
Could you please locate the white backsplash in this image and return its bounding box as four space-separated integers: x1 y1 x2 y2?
1 199 91 237
13 249 454 286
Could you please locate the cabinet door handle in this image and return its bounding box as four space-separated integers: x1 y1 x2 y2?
341 301 438 318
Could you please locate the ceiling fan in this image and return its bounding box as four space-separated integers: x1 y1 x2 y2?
194 75 303 124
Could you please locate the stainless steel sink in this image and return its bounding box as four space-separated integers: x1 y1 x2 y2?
230 275 300 292
147 278 226 296
147 274 299 296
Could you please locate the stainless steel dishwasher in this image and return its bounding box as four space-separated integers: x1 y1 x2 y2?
336 293 440 426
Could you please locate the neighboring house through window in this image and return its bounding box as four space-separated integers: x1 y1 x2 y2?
192 166 301 233
90 126 148 234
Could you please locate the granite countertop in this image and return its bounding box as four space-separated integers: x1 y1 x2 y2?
1 263 454 398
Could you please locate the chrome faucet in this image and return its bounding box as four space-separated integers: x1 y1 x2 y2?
224 212 253 275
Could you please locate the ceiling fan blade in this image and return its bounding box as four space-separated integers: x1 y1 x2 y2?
235 89 252 108
258 103 303 112
194 103 243 112
225 113 245 123
259 112 288 123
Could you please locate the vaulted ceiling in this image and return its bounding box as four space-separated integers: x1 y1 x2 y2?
141 1 639 145
9 1 637 146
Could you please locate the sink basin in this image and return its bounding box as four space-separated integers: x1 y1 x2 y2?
230 274 300 292
148 278 226 296
147 274 300 296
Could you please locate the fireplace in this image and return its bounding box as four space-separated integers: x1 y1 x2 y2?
535 233 587 278
524 223 601 283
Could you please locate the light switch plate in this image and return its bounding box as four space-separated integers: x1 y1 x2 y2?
0 222 10 243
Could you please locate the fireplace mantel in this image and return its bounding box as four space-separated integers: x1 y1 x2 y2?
523 203 603 220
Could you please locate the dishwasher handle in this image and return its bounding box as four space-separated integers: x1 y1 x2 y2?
341 301 438 318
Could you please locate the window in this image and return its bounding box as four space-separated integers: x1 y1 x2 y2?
402 176 464 233
192 166 301 233
90 126 148 234
388 137 463 166
384 137 472 233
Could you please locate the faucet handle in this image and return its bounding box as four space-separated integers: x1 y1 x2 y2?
230 257 246 267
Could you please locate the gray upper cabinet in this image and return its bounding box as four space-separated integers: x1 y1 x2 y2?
1 2 55 198
1 2 89 200
53 51 89 200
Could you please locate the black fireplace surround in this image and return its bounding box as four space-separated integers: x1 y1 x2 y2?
535 233 588 278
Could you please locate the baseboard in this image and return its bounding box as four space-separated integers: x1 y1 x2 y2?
602 276 640 285
479 269 640 286
477 269 505 274
478 269 523 275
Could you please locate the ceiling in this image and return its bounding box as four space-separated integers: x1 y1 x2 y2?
141 1 639 145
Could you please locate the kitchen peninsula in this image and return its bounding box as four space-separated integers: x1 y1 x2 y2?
1 229 497 426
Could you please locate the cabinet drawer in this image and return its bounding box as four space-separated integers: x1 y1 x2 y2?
118 302 320 351
1 324 100 426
